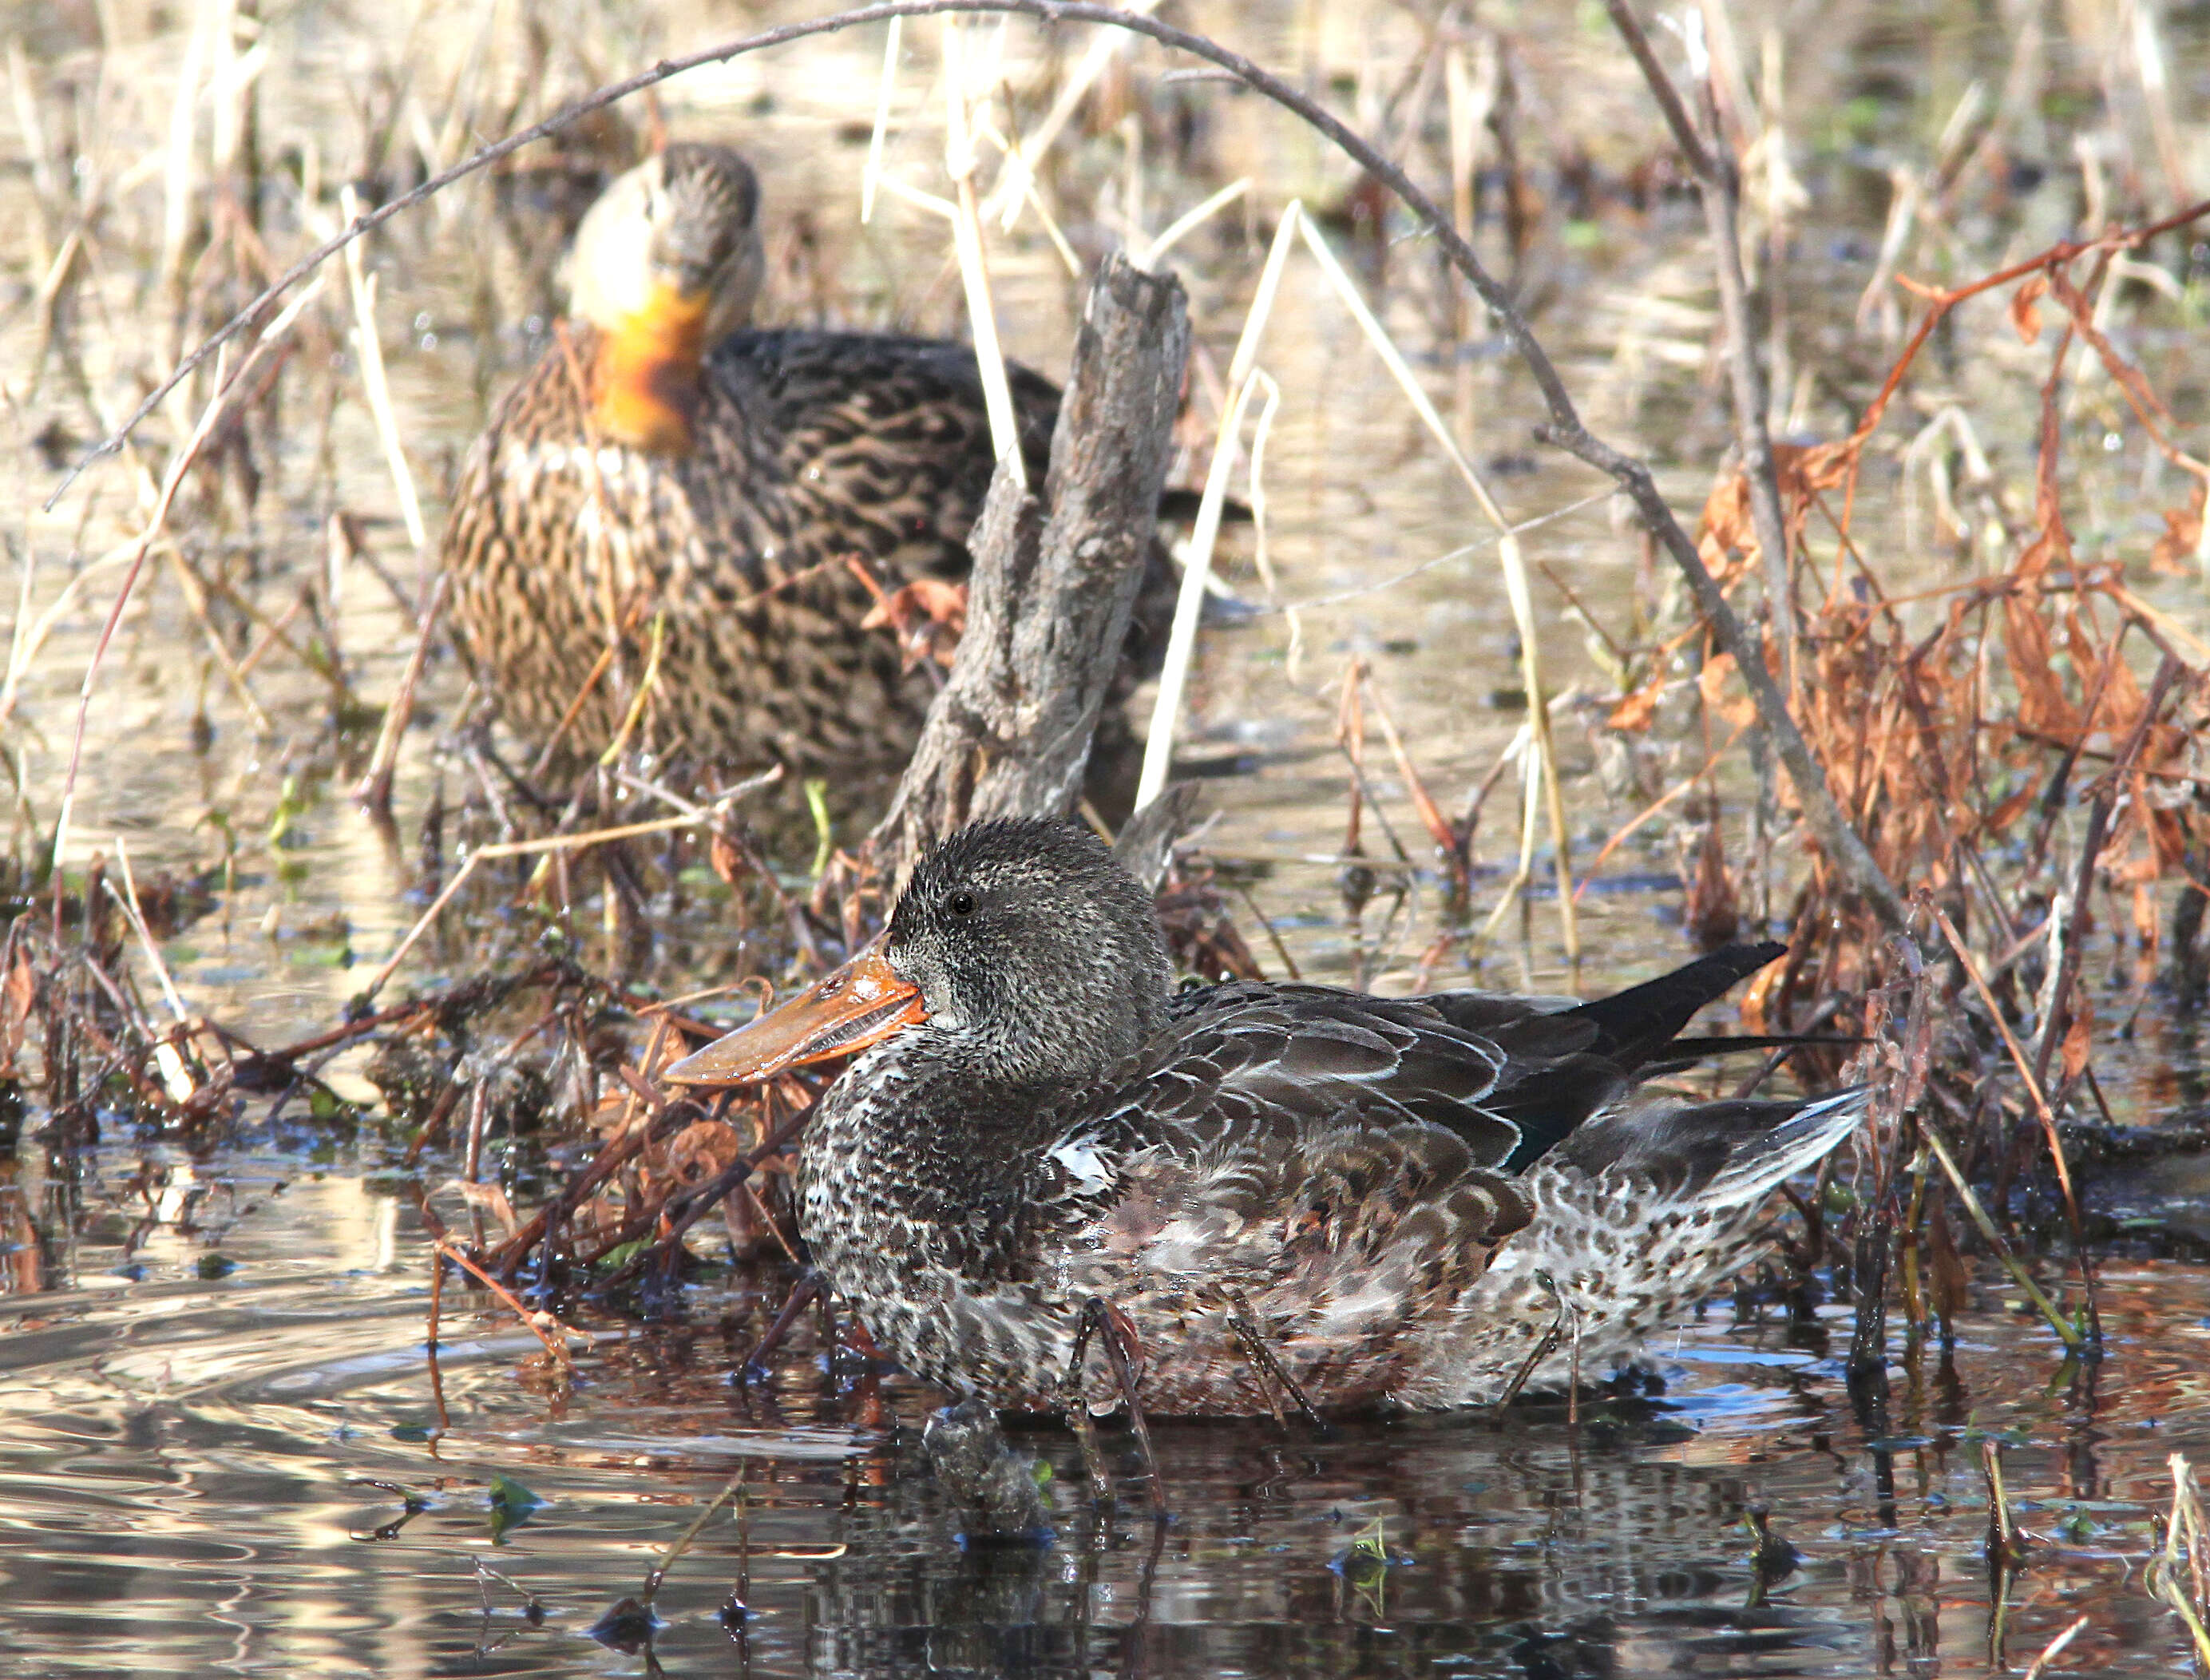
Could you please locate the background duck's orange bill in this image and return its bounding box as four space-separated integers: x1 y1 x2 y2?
663 948 925 1086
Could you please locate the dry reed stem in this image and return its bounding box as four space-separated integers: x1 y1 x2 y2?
1135 176 1249 267
160 549 277 731
861 15 902 224
1919 1119 2081 1351
1475 726 1544 950
1296 217 1577 955
1358 673 1464 889
640 1467 749 1607
2 550 155 730
1239 368 1295 673
2152 1454 2210 1668
2019 1616 2089 1679
432 1237 577 1370
1931 904 2096 1322
337 184 428 553
595 611 667 769
981 0 1160 228
1135 197 1301 810
1606 0 1796 682
942 17 1025 487
107 837 188 1024
355 573 452 811
971 118 1084 275
362 776 779 1004
1574 715 1752 901
49 273 324 909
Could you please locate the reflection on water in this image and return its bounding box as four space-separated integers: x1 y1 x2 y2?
3 1145 2208 1677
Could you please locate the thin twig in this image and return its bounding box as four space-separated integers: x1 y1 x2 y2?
356 573 452 813
1919 1117 2081 1351
1931 905 2096 1338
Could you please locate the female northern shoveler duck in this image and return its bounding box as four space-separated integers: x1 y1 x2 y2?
668 817 1866 1418
440 142 1060 772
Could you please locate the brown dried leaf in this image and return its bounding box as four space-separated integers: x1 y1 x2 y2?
1983 785 2037 835
861 578 967 672
2149 479 2207 577
1697 652 1758 731
1697 471 1756 576
2009 274 2048 344
438 1177 520 1238
2132 881 2158 947
1736 957 1784 1036
2060 993 2093 1085
709 830 748 889
666 1119 742 1189
0 959 33 1078
2002 592 2076 735
1606 677 1665 734
1775 440 1854 499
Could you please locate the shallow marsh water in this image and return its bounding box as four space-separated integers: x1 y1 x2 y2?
6 0 2210 1674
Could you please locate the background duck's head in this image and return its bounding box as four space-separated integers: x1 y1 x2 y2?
667 817 1175 1094
567 143 765 453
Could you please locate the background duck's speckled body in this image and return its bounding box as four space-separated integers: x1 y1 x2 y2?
438 141 1069 772
443 323 1056 770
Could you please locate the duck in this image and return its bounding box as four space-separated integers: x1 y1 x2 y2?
439 142 1065 774
666 815 1867 1419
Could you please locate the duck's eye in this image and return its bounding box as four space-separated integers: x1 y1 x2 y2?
949 891 976 918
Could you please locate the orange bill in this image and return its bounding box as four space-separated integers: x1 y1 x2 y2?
663 945 925 1087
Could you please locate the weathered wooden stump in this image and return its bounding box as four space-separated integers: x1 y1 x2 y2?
866 254 1192 881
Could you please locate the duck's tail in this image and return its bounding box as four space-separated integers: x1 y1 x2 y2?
1557 1085 1871 1209
1566 940 1788 1070
1397 1086 1869 1409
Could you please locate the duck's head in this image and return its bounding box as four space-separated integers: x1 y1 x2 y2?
568 143 765 454
667 818 1174 1093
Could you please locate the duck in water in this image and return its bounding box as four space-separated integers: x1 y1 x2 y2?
668 816 1865 1420
441 143 1069 775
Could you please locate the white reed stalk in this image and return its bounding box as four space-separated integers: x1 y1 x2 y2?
339 184 428 553
1135 199 1304 810
49 275 323 880
976 117 1082 275
158 0 214 290
110 838 189 1022
1242 369 1292 679
861 15 902 224
1478 723 1541 946
1503 529 1579 958
1135 176 1250 269
942 17 1024 487
869 172 957 220
983 0 1161 230
1298 217 1577 955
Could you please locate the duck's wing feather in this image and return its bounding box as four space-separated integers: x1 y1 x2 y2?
1021 986 1531 1308
1123 983 1522 1163
1424 941 1789 1168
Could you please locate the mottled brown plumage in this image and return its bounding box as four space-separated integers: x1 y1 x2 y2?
440 143 1061 771
668 818 1869 1417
